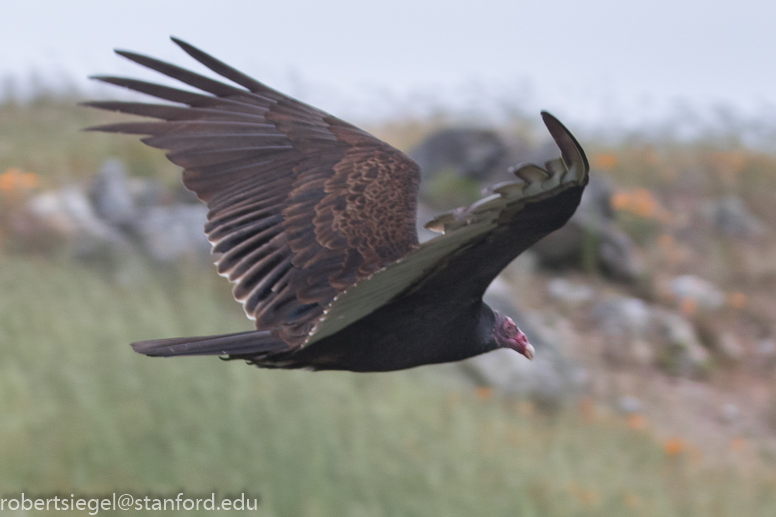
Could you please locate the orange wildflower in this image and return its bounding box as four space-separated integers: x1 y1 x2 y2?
679 297 698 317
626 413 647 431
578 488 599 506
728 292 748 309
579 397 596 423
663 438 686 456
475 386 493 401
567 483 599 505
730 437 746 452
624 492 641 508
593 153 618 171
713 151 747 183
611 187 671 223
0 167 40 193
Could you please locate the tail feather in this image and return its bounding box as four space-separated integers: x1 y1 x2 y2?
131 330 288 357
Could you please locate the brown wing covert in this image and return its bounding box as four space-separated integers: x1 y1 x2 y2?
86 38 421 346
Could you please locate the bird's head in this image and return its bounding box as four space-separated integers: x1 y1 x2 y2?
493 312 534 360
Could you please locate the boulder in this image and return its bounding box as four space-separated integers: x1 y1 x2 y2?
26 186 131 258
651 308 711 376
89 158 137 228
716 332 745 362
618 395 642 413
531 174 644 282
460 279 584 406
409 128 507 183
547 278 595 306
705 195 766 238
669 275 725 310
592 295 710 376
592 295 652 338
133 204 211 263
411 127 644 283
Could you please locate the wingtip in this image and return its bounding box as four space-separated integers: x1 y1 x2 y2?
539 111 590 176
88 75 124 86
540 111 567 138
113 49 134 59
539 110 555 122
170 36 205 60
130 340 163 357
170 36 191 49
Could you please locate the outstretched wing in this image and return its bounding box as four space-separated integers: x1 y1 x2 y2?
85 38 420 345
308 112 588 345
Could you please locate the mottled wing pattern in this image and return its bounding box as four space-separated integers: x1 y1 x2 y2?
308 112 588 344
86 38 420 346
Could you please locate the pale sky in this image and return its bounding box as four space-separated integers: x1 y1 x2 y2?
2 0 775 129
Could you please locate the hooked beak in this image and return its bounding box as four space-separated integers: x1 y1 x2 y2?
513 328 534 360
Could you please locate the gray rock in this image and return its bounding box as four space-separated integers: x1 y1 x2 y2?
409 128 507 182
592 295 710 375
597 228 643 281
670 275 725 310
706 195 766 238
757 339 776 370
592 295 652 338
721 403 741 424
717 332 745 362
758 339 776 357
547 278 595 306
133 204 211 263
411 128 642 282
618 395 642 413
129 176 169 209
651 308 710 376
460 281 583 406
530 174 644 282
27 186 131 257
89 159 137 228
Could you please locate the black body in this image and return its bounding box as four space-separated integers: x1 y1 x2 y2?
87 39 589 372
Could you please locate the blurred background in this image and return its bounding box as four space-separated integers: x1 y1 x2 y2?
2 0 776 515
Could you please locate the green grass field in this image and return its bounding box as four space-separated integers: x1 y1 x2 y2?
1 254 775 516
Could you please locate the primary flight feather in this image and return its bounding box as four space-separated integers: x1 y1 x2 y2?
86 37 589 372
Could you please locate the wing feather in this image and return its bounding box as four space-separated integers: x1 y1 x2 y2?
87 38 420 346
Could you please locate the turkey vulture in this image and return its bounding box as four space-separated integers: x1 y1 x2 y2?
85 38 589 372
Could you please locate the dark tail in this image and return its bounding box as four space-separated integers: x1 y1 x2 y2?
131 330 288 358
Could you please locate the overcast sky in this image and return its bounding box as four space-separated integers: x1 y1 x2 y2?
2 0 775 128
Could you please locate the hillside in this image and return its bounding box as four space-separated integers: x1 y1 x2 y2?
1 98 776 516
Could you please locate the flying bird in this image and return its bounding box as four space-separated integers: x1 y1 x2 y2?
85 38 589 372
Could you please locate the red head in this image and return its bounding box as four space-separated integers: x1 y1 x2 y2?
494 312 534 360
